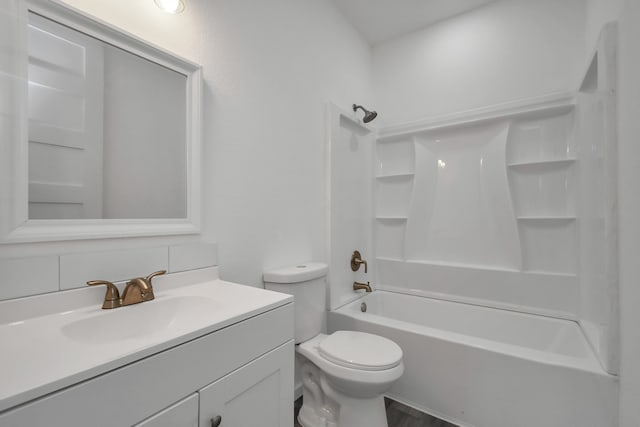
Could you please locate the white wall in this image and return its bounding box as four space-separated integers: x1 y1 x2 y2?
52 0 204 61
372 0 586 125
617 0 640 424
203 0 372 285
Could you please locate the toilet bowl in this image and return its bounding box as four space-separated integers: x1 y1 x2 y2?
263 263 404 427
299 332 404 398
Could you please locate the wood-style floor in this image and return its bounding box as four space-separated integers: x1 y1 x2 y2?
294 397 458 427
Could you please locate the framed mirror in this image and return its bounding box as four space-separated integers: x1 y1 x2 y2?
0 0 202 243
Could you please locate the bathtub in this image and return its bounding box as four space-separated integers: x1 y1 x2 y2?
327 291 618 427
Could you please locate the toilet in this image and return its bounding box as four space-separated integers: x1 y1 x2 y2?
263 262 404 427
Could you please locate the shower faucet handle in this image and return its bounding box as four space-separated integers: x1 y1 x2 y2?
350 250 368 273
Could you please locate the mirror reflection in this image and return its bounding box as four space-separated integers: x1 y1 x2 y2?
27 12 187 220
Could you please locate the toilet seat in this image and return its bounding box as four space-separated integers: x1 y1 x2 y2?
297 333 404 400
318 331 403 371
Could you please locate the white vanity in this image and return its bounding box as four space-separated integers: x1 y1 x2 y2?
0 267 294 426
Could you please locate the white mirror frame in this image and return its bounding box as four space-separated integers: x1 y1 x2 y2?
0 0 202 243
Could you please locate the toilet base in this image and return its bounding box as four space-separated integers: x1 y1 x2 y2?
297 360 389 427
297 395 387 427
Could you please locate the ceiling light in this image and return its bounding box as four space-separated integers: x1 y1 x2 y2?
154 0 185 14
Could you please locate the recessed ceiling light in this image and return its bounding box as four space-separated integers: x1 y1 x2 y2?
154 0 185 14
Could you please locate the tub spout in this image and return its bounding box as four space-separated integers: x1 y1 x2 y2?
353 281 372 293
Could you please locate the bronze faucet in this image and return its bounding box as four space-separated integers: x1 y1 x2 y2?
350 250 368 273
121 277 155 305
87 270 166 309
85 280 121 309
353 281 372 293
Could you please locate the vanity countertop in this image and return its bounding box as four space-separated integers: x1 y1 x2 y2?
0 267 292 413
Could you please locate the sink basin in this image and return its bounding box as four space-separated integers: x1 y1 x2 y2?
61 296 220 343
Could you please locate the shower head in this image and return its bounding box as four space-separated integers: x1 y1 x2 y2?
353 104 378 123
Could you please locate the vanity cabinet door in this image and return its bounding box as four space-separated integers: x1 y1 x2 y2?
199 340 294 427
134 394 198 427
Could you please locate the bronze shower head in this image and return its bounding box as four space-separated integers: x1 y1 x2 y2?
353 104 378 123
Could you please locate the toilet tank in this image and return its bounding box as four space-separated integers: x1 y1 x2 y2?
263 262 329 343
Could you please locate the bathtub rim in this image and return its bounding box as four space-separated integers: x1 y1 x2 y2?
332 290 613 377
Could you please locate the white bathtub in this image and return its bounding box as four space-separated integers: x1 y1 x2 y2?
328 291 618 427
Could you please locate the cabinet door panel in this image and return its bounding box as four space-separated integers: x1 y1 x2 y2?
199 341 294 427
135 394 198 427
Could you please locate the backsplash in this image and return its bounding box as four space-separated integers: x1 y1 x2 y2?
0 242 217 301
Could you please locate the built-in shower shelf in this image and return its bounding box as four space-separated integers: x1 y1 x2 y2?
376 173 415 180
507 158 576 168
376 216 408 220
522 269 578 277
516 216 576 221
376 256 405 263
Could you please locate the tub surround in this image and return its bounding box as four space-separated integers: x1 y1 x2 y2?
575 22 619 375
0 266 294 425
369 24 619 376
373 95 580 319
325 104 377 311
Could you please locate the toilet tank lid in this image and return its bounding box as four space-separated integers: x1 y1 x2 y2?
263 262 329 284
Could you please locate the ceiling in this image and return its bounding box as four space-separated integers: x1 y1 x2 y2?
330 0 499 46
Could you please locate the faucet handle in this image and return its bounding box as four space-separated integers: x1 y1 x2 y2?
350 250 368 273
87 280 121 309
145 270 167 286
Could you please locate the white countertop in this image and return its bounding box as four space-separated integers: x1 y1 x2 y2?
0 267 292 412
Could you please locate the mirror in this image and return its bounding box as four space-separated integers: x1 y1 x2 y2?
28 12 188 220
1 0 202 242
